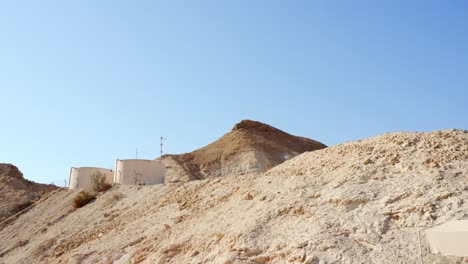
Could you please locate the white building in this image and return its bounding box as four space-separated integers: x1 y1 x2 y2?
114 159 165 185
68 167 114 190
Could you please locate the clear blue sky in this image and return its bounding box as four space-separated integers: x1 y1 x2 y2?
1 1 467 185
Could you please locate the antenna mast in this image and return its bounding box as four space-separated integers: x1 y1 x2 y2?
160 137 166 157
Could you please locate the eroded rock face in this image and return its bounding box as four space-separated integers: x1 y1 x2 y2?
0 163 57 224
160 120 327 182
0 164 23 180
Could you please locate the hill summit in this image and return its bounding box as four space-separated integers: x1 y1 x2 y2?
160 120 326 182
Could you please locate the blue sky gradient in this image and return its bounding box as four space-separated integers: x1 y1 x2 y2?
1 1 467 185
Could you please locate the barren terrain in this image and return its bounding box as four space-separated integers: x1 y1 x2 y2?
1 129 467 263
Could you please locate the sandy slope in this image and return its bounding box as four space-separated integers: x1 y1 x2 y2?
1 129 467 263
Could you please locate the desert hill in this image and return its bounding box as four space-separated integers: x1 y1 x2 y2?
0 129 467 263
160 120 327 183
0 164 58 224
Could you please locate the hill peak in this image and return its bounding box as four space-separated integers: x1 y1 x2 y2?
232 120 277 132
160 120 326 182
0 163 23 180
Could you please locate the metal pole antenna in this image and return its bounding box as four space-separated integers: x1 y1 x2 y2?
160 137 166 157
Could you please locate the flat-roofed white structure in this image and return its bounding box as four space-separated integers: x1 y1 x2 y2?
69 167 114 190
426 220 468 256
114 159 165 185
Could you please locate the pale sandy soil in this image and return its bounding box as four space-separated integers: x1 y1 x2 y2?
1 129 467 263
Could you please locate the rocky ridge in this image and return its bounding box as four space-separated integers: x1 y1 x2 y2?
160 120 327 183
0 164 58 224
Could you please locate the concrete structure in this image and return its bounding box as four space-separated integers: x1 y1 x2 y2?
426 220 468 256
114 159 165 185
69 167 114 190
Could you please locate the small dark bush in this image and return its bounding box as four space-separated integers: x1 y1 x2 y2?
72 191 96 208
13 200 34 213
100 182 113 192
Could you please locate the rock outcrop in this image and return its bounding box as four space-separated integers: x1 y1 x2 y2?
160 120 327 182
0 164 58 224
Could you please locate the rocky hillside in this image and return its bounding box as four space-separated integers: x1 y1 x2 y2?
160 120 327 183
0 129 467 263
0 164 58 224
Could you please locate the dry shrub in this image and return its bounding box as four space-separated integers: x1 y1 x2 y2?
90 171 113 192
72 191 96 208
90 171 106 192
13 199 34 213
100 182 113 192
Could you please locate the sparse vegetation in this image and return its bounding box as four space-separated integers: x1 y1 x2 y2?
12 200 34 214
90 171 106 192
100 182 113 192
90 171 112 192
72 191 96 208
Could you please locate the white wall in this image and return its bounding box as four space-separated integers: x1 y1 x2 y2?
114 159 165 185
69 167 114 190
